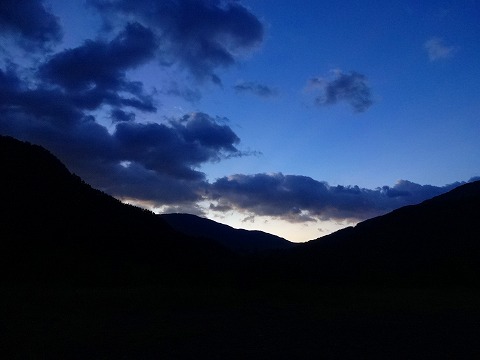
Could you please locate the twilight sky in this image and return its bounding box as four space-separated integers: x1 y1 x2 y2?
1 0 479 242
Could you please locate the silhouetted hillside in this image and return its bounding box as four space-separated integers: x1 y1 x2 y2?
3 135 480 359
0 135 236 286
3 133 480 288
160 213 297 254
280 179 480 286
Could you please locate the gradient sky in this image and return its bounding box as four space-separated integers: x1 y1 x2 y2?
1 0 479 242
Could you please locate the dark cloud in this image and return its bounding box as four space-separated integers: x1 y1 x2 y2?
97 161 208 205
88 0 264 83
1 1 475 233
233 81 278 98
0 2 258 210
40 22 155 90
0 0 62 48
93 113 243 202
208 173 467 223
0 54 155 130
0 66 21 100
171 113 240 154
0 62 244 204
309 70 373 113
38 22 157 112
110 109 135 123
114 113 240 181
1 58 475 223
0 67 85 127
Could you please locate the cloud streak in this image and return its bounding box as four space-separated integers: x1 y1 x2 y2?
233 81 278 98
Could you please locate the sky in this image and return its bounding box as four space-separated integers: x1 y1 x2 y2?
1 0 479 242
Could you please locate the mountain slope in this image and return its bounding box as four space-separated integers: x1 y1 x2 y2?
2 133 480 288
160 213 297 254
2 136 480 359
281 179 480 286
0 135 235 286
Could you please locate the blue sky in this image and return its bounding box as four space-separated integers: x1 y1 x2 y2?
1 0 479 242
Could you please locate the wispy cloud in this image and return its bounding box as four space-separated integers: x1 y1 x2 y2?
161 81 202 103
307 70 373 113
233 81 278 98
424 37 458 61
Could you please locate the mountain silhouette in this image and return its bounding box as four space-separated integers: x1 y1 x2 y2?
2 133 479 287
0 135 236 286
2 134 480 359
279 179 480 286
160 212 297 254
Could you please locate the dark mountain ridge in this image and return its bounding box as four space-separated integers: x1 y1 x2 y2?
3 135 480 359
2 133 480 289
0 135 237 286
278 178 480 286
160 212 297 254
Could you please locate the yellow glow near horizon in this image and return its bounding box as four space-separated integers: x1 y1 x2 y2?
119 198 358 243
207 212 358 243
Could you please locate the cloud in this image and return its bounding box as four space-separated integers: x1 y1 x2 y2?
170 113 241 154
0 67 86 127
424 37 458 61
1 59 475 223
115 113 241 181
110 109 135 123
0 1 262 209
0 0 62 48
233 81 278 98
0 22 157 128
3 57 472 221
0 1 476 234
308 70 373 113
38 22 157 112
162 81 202 103
88 0 264 84
0 60 244 204
207 173 468 223
158 203 207 217
40 22 156 90
0 108 244 205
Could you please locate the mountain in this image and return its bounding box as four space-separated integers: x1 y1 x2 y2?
2 134 480 359
160 213 297 254
279 179 480 286
0 135 236 286
3 133 479 287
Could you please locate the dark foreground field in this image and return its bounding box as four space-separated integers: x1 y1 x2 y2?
3 282 480 359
